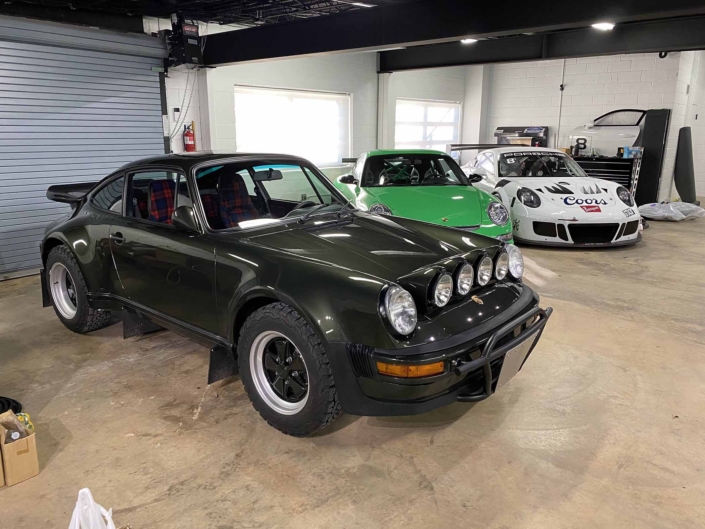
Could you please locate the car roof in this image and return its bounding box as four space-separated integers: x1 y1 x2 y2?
365 149 448 157
116 151 314 172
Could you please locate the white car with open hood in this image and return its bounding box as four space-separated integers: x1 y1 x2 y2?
462 147 642 247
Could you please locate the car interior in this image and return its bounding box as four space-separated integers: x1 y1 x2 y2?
195 163 331 230
363 156 464 187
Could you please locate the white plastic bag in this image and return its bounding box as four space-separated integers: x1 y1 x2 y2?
68 488 116 529
638 202 705 221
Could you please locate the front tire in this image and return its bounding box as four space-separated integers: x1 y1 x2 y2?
46 245 111 334
238 302 341 436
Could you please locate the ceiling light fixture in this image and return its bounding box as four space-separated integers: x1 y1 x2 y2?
461 38 478 44
591 22 615 31
351 2 376 6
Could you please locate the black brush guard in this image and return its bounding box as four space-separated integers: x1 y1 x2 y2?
455 305 553 402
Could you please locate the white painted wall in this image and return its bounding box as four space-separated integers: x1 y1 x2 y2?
204 52 378 158
682 51 705 196
460 65 489 164
380 66 467 149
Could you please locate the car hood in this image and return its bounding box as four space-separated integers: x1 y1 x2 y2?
508 176 620 208
243 213 494 283
362 185 483 227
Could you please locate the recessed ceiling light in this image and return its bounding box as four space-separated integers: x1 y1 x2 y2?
461 38 478 44
592 22 615 31
351 2 375 6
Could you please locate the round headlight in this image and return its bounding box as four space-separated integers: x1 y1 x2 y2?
487 201 509 226
384 285 417 335
517 187 541 208
369 203 392 215
477 256 493 286
506 244 524 279
456 263 474 295
433 273 453 307
495 251 509 280
616 186 634 206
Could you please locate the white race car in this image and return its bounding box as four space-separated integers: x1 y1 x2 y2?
462 147 642 247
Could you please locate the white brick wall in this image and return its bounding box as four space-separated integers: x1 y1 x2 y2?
485 53 682 200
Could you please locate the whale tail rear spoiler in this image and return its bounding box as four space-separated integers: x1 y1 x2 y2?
46 182 97 207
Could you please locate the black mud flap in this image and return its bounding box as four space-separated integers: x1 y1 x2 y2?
122 308 164 339
208 344 239 385
40 269 51 308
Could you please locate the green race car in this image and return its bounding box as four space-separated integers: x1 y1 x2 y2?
334 150 513 242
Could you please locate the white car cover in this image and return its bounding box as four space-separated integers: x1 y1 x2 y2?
463 147 642 247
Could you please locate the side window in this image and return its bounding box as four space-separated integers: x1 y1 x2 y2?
91 176 125 213
127 171 188 225
480 153 495 176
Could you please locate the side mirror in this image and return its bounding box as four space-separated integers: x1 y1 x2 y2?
172 205 199 233
467 173 484 184
338 174 358 185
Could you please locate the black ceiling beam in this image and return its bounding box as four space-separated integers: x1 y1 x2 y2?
203 0 705 66
379 17 705 72
0 4 143 33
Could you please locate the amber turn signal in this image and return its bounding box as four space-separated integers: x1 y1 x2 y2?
376 360 445 378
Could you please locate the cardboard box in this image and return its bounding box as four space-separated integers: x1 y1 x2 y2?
0 411 39 487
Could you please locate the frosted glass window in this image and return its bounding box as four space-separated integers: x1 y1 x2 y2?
394 98 461 151
234 86 351 166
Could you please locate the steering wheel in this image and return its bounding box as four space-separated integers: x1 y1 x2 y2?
291 200 318 211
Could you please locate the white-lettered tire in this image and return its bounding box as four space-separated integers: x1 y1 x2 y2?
238 302 341 436
46 245 112 334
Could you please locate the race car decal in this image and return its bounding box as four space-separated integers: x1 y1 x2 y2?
564 197 608 206
623 208 636 217
495 179 511 188
579 184 603 194
580 205 602 213
545 183 573 194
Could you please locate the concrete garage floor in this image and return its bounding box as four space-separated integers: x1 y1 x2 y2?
1 220 704 528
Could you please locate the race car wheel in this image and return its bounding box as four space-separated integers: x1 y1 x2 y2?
238 302 341 436
46 245 112 334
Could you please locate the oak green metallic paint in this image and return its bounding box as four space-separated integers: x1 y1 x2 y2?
334 150 513 240
40 152 548 418
41 153 524 349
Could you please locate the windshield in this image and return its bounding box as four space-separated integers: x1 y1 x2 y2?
362 154 468 187
195 160 349 230
498 152 587 178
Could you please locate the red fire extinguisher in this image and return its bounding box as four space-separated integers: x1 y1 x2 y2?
183 123 196 152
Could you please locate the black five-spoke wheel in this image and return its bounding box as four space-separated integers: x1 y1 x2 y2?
263 337 309 403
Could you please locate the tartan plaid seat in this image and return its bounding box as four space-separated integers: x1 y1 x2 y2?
200 193 223 229
219 171 259 228
148 179 176 224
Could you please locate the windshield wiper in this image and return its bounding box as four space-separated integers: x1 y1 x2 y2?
336 198 356 219
298 204 328 224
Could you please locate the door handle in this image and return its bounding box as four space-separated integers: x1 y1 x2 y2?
110 232 125 244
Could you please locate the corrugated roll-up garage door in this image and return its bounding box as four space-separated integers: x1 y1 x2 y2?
0 16 167 276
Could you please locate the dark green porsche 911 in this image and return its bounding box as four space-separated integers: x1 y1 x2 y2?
40 152 551 436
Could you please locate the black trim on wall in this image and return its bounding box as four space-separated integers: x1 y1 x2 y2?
379 17 705 72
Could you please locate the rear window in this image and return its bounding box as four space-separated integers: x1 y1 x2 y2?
91 177 124 213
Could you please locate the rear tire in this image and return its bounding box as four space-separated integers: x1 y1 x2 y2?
46 245 112 334
238 302 341 436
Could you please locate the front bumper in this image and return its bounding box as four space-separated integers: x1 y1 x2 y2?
326 287 552 416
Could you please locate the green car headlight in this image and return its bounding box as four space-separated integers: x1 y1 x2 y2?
487 201 509 225
370 203 392 215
